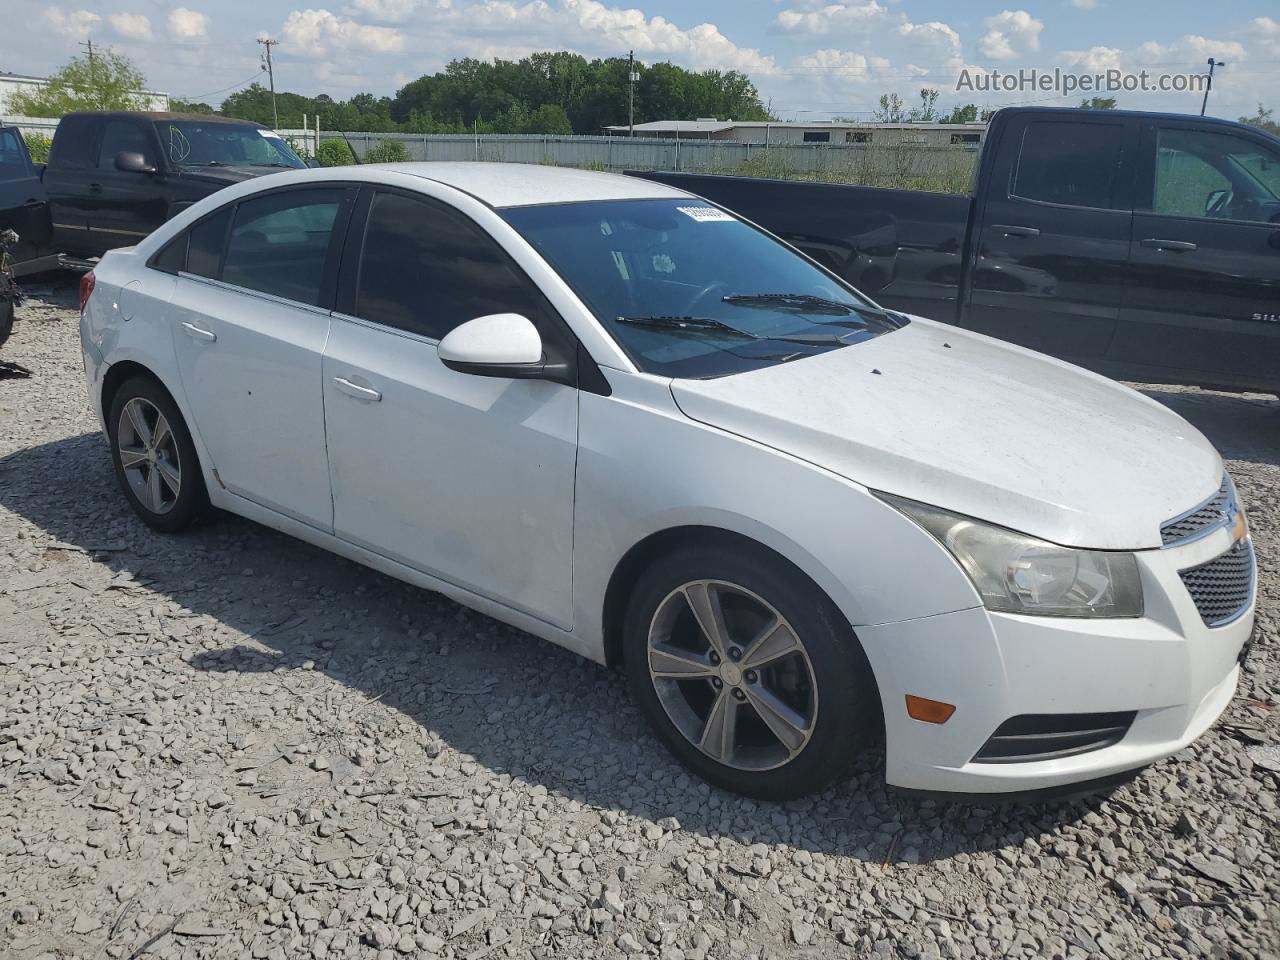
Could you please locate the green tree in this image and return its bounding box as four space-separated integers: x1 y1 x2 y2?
873 93 906 123
9 50 150 116
363 139 410 163
525 103 573 135
1239 104 1280 136
1080 97 1118 110
942 103 979 124
24 133 52 163
909 88 940 122
170 99 214 114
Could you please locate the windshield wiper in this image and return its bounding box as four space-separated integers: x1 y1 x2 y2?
616 314 849 346
721 292 860 315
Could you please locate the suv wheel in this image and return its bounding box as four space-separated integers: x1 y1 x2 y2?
623 544 880 799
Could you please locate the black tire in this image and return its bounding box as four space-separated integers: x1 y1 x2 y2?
107 376 208 532
623 543 880 800
0 297 14 351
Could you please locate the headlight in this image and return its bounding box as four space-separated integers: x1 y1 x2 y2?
878 493 1144 618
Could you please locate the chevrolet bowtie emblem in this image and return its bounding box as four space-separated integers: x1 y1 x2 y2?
1230 507 1249 545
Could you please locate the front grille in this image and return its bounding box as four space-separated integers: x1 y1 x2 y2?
1161 476 1232 546
972 711 1137 764
1179 540 1255 627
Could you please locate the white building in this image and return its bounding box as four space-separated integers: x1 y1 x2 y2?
0 72 169 115
603 119 987 148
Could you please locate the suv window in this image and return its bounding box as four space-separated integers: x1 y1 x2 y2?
355 191 551 340
98 120 154 170
0 130 28 179
1154 128 1280 224
222 189 343 305
1012 121 1126 210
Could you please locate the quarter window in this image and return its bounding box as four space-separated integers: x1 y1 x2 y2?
355 191 551 341
1012 121 1126 210
222 188 343 305
186 207 232 280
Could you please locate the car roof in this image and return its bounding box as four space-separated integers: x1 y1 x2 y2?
375 161 693 208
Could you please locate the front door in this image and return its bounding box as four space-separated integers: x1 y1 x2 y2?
90 118 168 253
965 113 1138 361
1110 121 1280 391
322 189 578 628
169 185 353 529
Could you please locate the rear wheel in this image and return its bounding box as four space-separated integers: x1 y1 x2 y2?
107 377 208 532
623 544 880 799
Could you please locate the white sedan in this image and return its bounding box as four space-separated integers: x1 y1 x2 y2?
79 163 1256 799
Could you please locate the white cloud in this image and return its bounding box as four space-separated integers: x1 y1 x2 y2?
1254 17 1280 34
168 8 210 42
775 1 887 35
109 12 153 40
979 10 1043 61
347 0 450 22
283 9 407 55
43 7 102 37
793 48 891 82
1071 0 1097 9
1061 45 1122 72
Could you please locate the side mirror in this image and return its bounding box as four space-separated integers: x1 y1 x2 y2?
115 151 157 174
438 313 566 381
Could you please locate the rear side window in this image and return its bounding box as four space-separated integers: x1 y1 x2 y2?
1012 121 1126 210
48 117 99 168
186 208 232 279
222 188 343 305
98 120 154 169
355 191 551 340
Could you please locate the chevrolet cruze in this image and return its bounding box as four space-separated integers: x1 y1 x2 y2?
78 163 1256 799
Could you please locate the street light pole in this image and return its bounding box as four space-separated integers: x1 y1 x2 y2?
258 37 280 129
1200 57 1225 117
628 50 637 137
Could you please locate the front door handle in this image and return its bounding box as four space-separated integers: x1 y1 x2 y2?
1140 238 1198 252
23 198 44 206
332 376 382 402
992 224 1041 238
88 183 102 193
181 321 216 342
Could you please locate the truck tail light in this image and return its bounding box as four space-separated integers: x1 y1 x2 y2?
79 271 96 313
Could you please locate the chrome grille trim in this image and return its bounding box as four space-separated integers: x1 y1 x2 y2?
1178 539 1256 627
1161 475 1234 547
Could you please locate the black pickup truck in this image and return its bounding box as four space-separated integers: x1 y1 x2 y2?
636 107 1280 395
42 111 307 259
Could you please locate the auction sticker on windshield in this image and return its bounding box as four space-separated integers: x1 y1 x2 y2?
258 129 285 140
677 206 736 222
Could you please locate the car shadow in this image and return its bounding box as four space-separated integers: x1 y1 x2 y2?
0 432 1152 865
1139 385 1280 469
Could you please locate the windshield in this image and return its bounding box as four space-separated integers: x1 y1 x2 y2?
501 198 904 378
157 121 305 169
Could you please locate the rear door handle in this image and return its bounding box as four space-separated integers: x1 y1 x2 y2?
332 376 382 402
1140 238 1198 252
181 321 216 342
992 224 1040 238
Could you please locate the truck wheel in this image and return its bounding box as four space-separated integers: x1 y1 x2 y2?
0 298 14 350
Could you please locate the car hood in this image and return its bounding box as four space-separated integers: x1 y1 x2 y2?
176 166 290 186
669 317 1222 550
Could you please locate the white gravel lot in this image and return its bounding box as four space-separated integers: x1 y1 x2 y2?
1 284 1277 960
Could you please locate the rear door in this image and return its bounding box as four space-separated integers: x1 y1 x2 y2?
322 187 579 628
90 118 168 252
43 115 102 256
1111 121 1280 391
166 185 355 528
965 113 1138 360
0 128 52 267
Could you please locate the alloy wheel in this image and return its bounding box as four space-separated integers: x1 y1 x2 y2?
117 397 182 515
646 579 818 771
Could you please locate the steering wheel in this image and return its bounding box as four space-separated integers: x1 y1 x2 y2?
686 280 731 315
1206 189 1233 218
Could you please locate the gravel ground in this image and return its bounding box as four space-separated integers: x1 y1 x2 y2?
1 285 1277 960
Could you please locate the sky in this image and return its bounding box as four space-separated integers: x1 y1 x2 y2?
5 0 1278 122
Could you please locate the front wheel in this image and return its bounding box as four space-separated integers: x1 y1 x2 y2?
623 544 880 800
107 376 208 532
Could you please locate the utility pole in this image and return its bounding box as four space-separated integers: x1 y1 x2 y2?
1200 57 1225 116
627 50 637 136
258 37 280 129
79 38 97 108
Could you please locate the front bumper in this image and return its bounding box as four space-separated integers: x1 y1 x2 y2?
859 524 1254 794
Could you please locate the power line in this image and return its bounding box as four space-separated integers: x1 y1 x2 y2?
177 71 265 104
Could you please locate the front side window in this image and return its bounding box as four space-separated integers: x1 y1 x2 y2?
155 121 305 170
1012 121 1126 210
0 130 28 179
98 120 154 170
1153 128 1280 224
222 189 342 304
355 191 552 341
502 198 904 379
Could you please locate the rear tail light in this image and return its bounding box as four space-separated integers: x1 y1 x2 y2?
79 271 96 313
